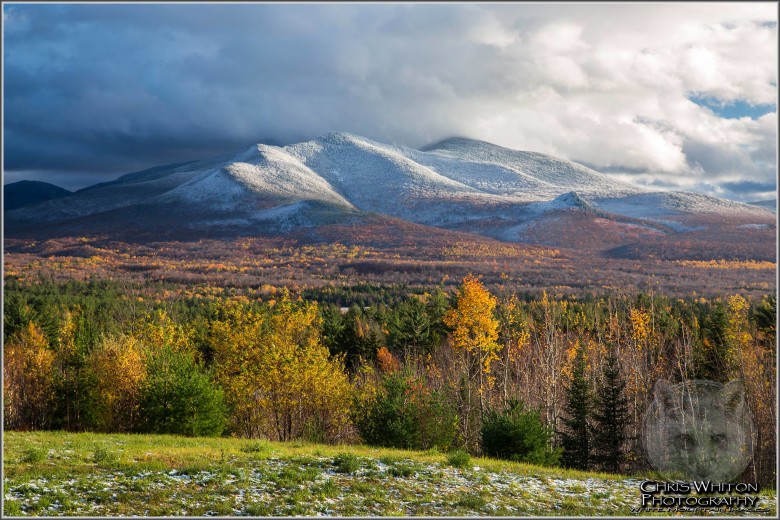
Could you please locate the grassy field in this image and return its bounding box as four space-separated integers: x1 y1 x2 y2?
2 431 776 516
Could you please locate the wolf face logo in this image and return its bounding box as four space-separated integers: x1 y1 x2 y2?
642 379 755 482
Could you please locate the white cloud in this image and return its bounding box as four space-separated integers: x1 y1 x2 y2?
4 2 777 199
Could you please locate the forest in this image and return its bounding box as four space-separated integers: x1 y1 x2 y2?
3 274 776 487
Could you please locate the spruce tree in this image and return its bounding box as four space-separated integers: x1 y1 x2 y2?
388 298 433 357
559 345 591 470
591 346 630 473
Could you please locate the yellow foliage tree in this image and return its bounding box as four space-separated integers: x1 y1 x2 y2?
210 296 352 441
496 293 531 407
134 310 195 355
725 294 752 375
3 322 56 430
629 308 650 348
87 334 147 432
54 308 81 430
444 274 500 421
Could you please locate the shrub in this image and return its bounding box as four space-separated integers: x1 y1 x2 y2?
138 345 227 437
333 453 360 474
447 449 471 469
481 399 560 466
353 370 457 451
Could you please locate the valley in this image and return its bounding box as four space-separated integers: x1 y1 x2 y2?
3 229 775 299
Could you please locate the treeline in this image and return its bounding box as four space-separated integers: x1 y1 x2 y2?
3 276 776 485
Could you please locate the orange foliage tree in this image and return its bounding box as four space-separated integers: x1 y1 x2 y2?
376 346 400 374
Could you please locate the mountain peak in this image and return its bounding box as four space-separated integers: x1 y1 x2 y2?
551 190 591 209
421 136 497 152
316 131 365 145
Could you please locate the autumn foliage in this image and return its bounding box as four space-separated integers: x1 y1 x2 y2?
210 295 352 441
87 334 147 432
2 274 776 485
3 322 56 430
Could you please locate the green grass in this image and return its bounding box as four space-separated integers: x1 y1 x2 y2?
92 444 120 466
239 440 272 455
2 431 776 517
20 446 47 464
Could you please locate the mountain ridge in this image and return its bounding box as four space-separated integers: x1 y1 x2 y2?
5 133 774 259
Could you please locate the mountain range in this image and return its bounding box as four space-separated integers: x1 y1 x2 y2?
4 132 776 259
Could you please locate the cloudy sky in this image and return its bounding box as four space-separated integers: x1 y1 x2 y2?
3 2 777 201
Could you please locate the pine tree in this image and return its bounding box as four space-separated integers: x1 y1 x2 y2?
753 295 776 338
388 298 433 357
591 346 630 473
559 345 591 470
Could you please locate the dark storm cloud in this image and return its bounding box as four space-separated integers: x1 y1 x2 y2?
2 3 777 195
3 3 501 185
720 180 777 194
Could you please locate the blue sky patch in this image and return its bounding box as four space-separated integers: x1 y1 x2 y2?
688 93 776 120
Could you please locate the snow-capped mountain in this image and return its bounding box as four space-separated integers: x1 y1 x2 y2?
6 132 774 251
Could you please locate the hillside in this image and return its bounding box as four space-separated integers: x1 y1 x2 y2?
3 180 72 211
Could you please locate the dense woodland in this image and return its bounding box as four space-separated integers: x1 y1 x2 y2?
3 275 776 486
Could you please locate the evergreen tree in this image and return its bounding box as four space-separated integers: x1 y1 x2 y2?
591 346 630 473
559 345 591 470
388 298 433 357
481 399 561 466
320 304 346 356
753 295 776 338
138 345 227 437
321 305 382 371
340 305 383 370
425 288 450 348
696 301 729 380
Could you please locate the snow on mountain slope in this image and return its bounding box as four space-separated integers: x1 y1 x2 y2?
284 133 508 221
6 132 774 241
539 191 595 211
421 137 643 198
747 199 776 212
404 150 558 201
159 144 353 211
593 191 774 219
286 133 640 205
